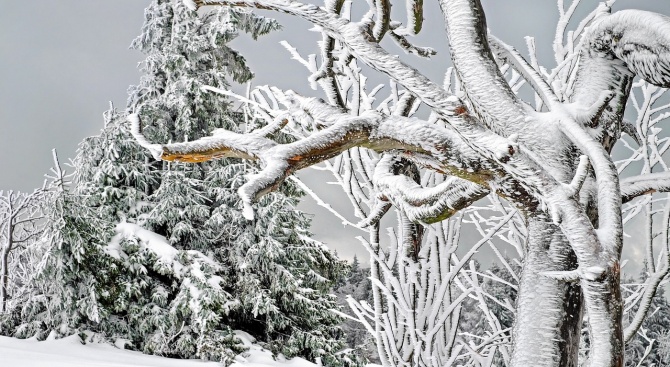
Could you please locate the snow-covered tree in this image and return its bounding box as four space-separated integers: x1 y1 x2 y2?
130 0 670 366
8 151 115 340
127 0 278 143
204 163 355 366
333 257 375 363
0 188 47 314
126 1 355 365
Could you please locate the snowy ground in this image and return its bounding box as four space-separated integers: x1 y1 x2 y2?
0 332 317 367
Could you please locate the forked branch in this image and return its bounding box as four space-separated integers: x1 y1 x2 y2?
130 103 503 221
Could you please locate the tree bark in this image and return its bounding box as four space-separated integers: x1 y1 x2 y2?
0 246 9 313
511 217 583 367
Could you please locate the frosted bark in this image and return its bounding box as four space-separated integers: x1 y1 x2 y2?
438 0 528 136
511 218 582 367
620 172 670 203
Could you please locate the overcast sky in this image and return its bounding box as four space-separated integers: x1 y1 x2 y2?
1 0 670 264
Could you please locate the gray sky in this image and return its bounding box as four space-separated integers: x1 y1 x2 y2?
1 0 670 265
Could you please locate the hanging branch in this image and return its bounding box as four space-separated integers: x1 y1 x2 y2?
373 154 489 223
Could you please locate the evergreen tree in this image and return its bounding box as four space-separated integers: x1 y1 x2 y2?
125 1 357 364
206 165 354 365
332 257 376 363
126 1 356 364
623 273 670 367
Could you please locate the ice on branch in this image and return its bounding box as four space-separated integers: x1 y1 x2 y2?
129 113 274 163
373 154 489 223
563 155 590 198
620 172 670 203
588 10 670 89
128 114 163 160
183 0 199 11
131 92 516 221
541 265 606 282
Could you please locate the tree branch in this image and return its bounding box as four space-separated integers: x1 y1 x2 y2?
438 0 528 135
488 35 560 110
129 114 273 162
620 172 670 203
131 102 499 220
373 154 489 223
195 0 520 165
573 9 670 141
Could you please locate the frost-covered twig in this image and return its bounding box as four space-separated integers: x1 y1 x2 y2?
620 172 670 204
387 26 435 58
564 155 590 198
287 175 361 228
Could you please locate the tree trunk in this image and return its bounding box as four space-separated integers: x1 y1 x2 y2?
581 264 623 367
511 216 583 367
0 247 9 313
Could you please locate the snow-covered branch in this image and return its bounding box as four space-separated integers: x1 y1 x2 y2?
590 11 670 89
373 155 488 223
438 0 527 135
132 100 503 220
488 35 560 110
129 113 274 162
573 9 670 141
193 0 523 166
621 172 670 204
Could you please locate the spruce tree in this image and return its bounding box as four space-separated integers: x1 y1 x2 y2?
125 1 357 364
333 257 376 363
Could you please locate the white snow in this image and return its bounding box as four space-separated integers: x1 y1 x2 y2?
107 222 184 274
230 331 317 367
0 335 218 367
110 222 178 261
183 0 198 11
0 333 319 367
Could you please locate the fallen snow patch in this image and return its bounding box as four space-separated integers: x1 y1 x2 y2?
0 333 320 367
0 335 218 367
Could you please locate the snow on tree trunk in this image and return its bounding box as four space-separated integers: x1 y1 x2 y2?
0 247 8 313
511 218 583 367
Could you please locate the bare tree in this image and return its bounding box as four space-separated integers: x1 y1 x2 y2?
0 188 47 313
130 0 670 366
